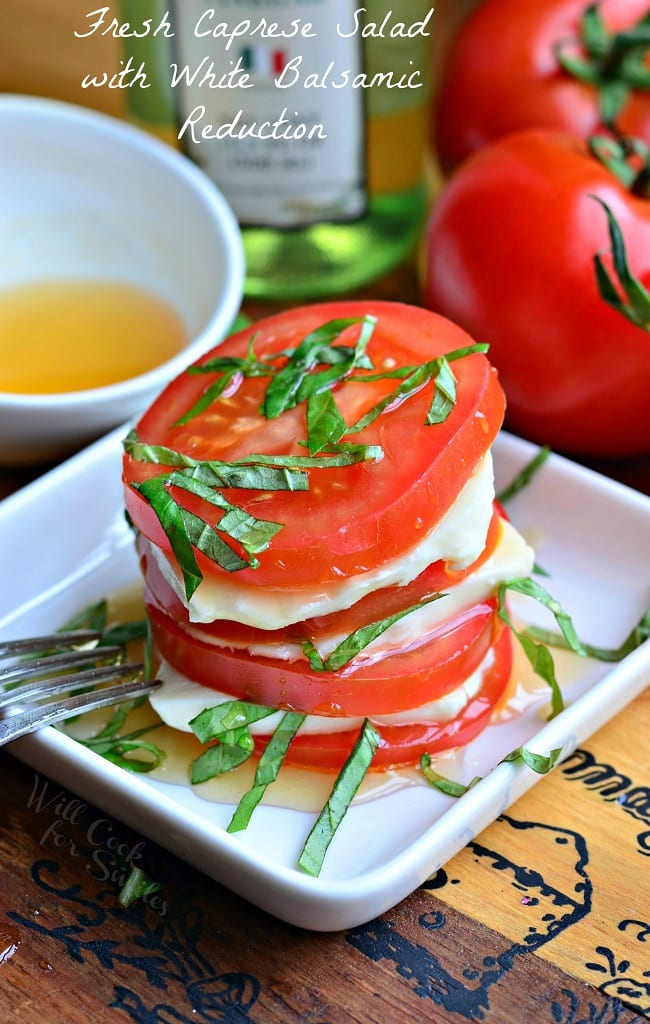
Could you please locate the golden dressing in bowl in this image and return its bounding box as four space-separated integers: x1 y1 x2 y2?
0 279 188 394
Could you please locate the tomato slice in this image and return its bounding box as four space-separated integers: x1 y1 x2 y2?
146 591 500 717
254 626 513 771
123 302 504 590
137 508 503 648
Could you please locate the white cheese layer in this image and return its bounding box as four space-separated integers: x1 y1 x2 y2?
152 452 496 629
175 518 534 663
150 648 495 736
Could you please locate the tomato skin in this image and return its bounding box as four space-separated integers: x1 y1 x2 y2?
123 301 504 589
425 129 650 457
146 594 500 718
435 0 650 172
256 626 513 771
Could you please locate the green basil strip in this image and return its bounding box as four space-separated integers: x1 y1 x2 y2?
351 342 489 387
118 866 162 908
500 578 587 654
188 350 267 379
501 746 563 774
181 507 254 571
295 317 376 408
346 344 486 435
190 699 278 742
420 754 483 796
81 722 166 773
176 334 271 425
426 358 457 425
101 619 149 647
191 727 255 784
420 745 563 798
298 720 380 876
306 389 348 454
240 447 383 468
59 598 109 633
173 368 242 427
496 446 551 504
227 711 306 832
133 477 203 598
497 578 587 719
263 316 376 419
525 606 650 663
101 740 167 773
124 431 309 491
302 594 445 673
168 473 284 556
347 362 434 434
134 470 285 595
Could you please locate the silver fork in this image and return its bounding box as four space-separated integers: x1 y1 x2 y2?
0 630 161 746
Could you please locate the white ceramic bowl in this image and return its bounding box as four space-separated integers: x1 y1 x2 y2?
0 94 245 465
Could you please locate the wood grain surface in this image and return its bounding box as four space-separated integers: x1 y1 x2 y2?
1 687 648 1023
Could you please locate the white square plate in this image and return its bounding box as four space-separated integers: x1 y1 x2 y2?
1 426 648 931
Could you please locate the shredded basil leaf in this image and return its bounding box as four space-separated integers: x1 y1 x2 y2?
173 368 242 426
133 477 250 598
168 472 284 556
301 594 445 673
124 431 309 491
420 745 563 797
347 362 435 434
526 606 650 663
191 727 255 783
426 358 457 425
176 334 271 425
306 389 348 454
420 755 483 796
190 699 277 742
497 577 587 719
262 316 376 419
346 345 486 434
298 719 380 876
78 711 166 773
227 711 306 832
502 745 563 774
118 865 162 908
190 700 279 784
496 446 551 504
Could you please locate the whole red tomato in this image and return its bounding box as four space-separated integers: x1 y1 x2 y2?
424 128 650 457
436 0 650 172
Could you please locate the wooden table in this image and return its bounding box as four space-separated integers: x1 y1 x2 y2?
1 3 649 1021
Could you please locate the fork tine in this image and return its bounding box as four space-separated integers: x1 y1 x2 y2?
0 676 162 746
0 645 124 686
0 661 145 711
0 630 102 658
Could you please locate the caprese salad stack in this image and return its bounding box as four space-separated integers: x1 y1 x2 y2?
122 302 534 780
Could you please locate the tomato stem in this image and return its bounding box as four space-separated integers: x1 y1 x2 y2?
556 3 650 127
588 135 650 199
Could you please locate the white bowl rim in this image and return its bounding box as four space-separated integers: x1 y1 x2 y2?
0 93 245 409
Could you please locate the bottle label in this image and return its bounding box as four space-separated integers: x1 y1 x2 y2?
170 0 366 227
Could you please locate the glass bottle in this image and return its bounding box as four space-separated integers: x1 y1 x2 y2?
122 0 433 299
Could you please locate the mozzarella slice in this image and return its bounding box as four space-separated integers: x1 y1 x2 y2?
150 648 495 736
174 518 534 662
152 452 496 629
